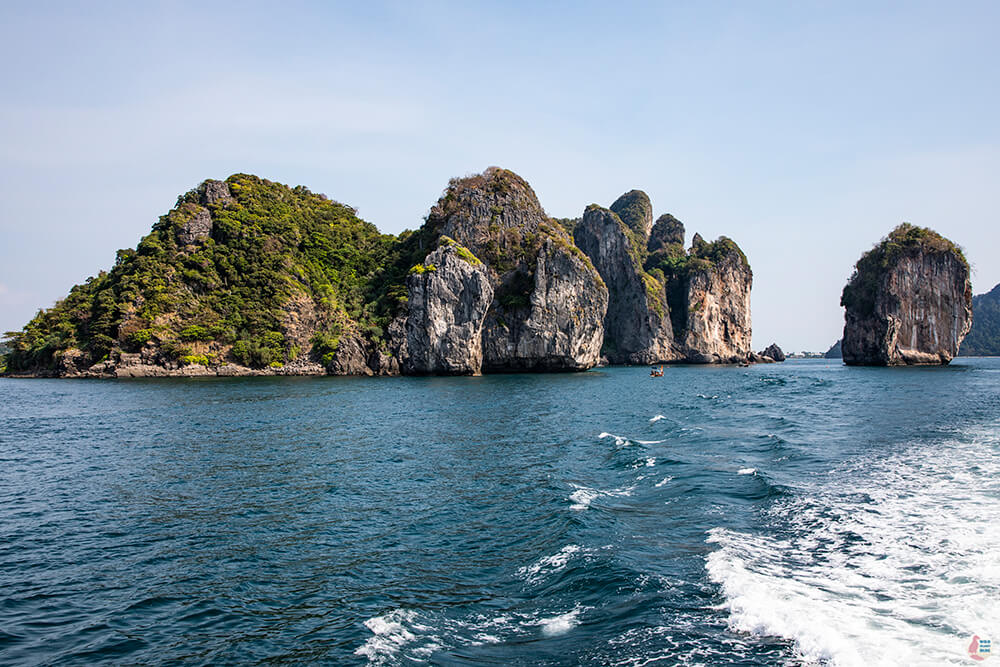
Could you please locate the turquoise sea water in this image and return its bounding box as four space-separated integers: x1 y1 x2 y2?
1 358 998 665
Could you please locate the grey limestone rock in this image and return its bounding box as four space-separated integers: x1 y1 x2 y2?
177 205 213 245
574 204 674 364
409 167 608 373
401 244 493 375
678 241 753 364
841 225 972 366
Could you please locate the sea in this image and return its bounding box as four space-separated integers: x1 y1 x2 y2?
1 358 998 666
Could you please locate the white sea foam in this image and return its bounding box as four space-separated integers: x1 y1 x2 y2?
599 432 630 447
635 439 665 445
655 476 673 487
650 414 666 423
355 609 420 663
706 423 1000 666
697 393 718 400
737 467 756 475
517 544 583 582
569 484 634 510
538 606 585 637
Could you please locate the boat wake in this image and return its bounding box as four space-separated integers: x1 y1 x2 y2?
706 422 1000 666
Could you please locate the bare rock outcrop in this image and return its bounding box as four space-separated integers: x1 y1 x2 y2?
401 244 493 374
395 168 608 373
841 224 972 365
759 343 786 362
678 237 753 363
576 193 752 365
574 203 673 364
481 239 606 371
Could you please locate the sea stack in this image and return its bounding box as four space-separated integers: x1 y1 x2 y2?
840 223 972 365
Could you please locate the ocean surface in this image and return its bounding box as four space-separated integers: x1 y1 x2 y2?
1 358 998 666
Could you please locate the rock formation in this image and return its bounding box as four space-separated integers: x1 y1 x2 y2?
824 339 842 359
394 168 607 374
758 343 786 362
841 224 972 366
573 203 672 364
400 242 492 374
673 235 753 363
2 167 755 378
575 193 753 365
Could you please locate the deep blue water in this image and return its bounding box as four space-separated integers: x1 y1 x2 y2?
1 359 999 666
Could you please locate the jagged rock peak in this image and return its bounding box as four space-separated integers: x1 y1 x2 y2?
426 167 547 266
610 190 653 240
841 223 972 366
199 179 234 206
648 214 685 252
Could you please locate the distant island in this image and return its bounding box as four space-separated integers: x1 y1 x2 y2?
2 169 773 378
958 283 1000 356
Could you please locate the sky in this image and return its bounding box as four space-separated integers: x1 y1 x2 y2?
1 1 997 351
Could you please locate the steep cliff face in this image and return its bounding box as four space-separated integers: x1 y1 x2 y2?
576 189 753 364
574 204 673 363
481 240 606 371
395 167 608 373
678 238 753 363
841 224 972 366
400 243 493 375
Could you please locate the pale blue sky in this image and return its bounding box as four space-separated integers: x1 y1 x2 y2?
2 1 997 351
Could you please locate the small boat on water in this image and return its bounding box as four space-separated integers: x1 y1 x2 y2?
649 365 664 377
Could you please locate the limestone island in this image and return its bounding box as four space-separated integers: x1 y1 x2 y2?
2 168 760 378
840 223 972 365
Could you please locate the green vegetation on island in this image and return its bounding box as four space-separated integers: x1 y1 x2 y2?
2 175 428 373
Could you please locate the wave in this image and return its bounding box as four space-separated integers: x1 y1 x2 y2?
599 432 630 447
569 484 634 511
650 415 666 423
355 604 591 662
538 606 586 637
706 423 1000 666
354 609 423 664
737 468 756 475
516 544 585 583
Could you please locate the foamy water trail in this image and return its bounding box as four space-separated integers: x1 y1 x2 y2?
706 423 1000 666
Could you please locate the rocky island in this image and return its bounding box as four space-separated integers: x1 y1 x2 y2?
840 224 972 366
2 168 755 378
